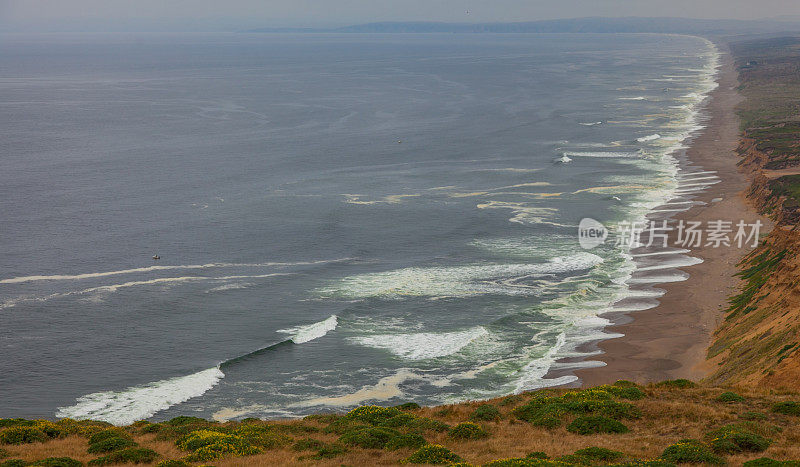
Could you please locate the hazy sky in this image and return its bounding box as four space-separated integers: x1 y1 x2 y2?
2 0 800 31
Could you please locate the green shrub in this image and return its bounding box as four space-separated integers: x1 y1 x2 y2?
567 416 629 435
1 460 27 467
471 404 501 421
499 395 523 407
574 446 624 461
385 433 426 450
29 458 83 467
229 425 291 449
184 441 261 462
707 425 771 454
655 379 697 389
88 448 159 465
0 420 34 428
176 430 236 452
0 427 48 445
716 392 746 403
292 438 324 451
30 422 63 440
744 458 783 467
512 389 640 429
0 450 7 460
343 405 403 425
404 444 462 465
527 452 549 459
742 458 800 467
394 402 421 410
598 385 646 400
165 416 207 426
339 427 400 449
484 458 566 466
312 443 346 460
448 422 488 440
87 437 137 454
773 401 800 416
661 440 723 464
321 417 370 435
613 380 639 388
155 461 193 467
87 430 130 445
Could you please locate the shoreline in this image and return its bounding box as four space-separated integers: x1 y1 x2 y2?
565 42 772 386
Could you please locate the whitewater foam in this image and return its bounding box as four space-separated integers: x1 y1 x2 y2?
319 253 604 298
278 315 338 344
56 367 224 426
352 326 489 360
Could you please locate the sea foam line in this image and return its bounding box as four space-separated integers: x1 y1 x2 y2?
0 258 351 285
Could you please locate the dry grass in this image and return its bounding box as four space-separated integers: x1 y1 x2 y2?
4 384 800 466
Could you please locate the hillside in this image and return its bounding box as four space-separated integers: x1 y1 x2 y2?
3 381 800 466
705 36 800 389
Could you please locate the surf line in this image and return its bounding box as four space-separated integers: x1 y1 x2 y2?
55 315 338 426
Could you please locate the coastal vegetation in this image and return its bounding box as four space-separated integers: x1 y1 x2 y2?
3 382 800 465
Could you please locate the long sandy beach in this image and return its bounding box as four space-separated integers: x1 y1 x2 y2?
574 43 772 386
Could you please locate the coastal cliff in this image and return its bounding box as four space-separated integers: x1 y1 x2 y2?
706 36 800 389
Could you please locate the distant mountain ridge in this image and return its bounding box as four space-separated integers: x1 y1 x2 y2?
247 16 800 34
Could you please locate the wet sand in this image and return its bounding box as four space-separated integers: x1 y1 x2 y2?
572 44 772 386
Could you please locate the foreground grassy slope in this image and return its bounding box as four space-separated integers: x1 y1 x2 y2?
3 382 800 466
705 36 800 388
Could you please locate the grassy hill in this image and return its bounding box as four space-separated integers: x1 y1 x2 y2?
3 381 800 466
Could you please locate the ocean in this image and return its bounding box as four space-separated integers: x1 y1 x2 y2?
0 32 718 424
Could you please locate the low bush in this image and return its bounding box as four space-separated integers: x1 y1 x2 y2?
312 443 346 460
597 385 646 400
0 449 7 460
385 433 426 450
394 402 421 410
292 438 324 451
404 444 462 465
230 425 291 449
716 391 746 403
155 460 193 467
87 437 137 454
185 441 261 462
773 401 800 416
655 379 697 389
0 420 34 429
661 440 723 464
448 422 488 440
344 406 403 425
0 460 26 467
339 426 400 449
88 448 159 465
743 458 800 467
471 404 501 421
574 446 624 461
29 458 83 467
87 430 130 445
707 424 771 454
567 416 629 435
165 416 207 426
527 452 549 459
176 430 235 452
0 427 48 445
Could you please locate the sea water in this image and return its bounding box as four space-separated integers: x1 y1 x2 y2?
0 32 719 424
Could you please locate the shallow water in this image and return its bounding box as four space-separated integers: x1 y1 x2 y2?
0 32 718 424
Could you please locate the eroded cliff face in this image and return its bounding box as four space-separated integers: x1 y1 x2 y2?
706 37 800 389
